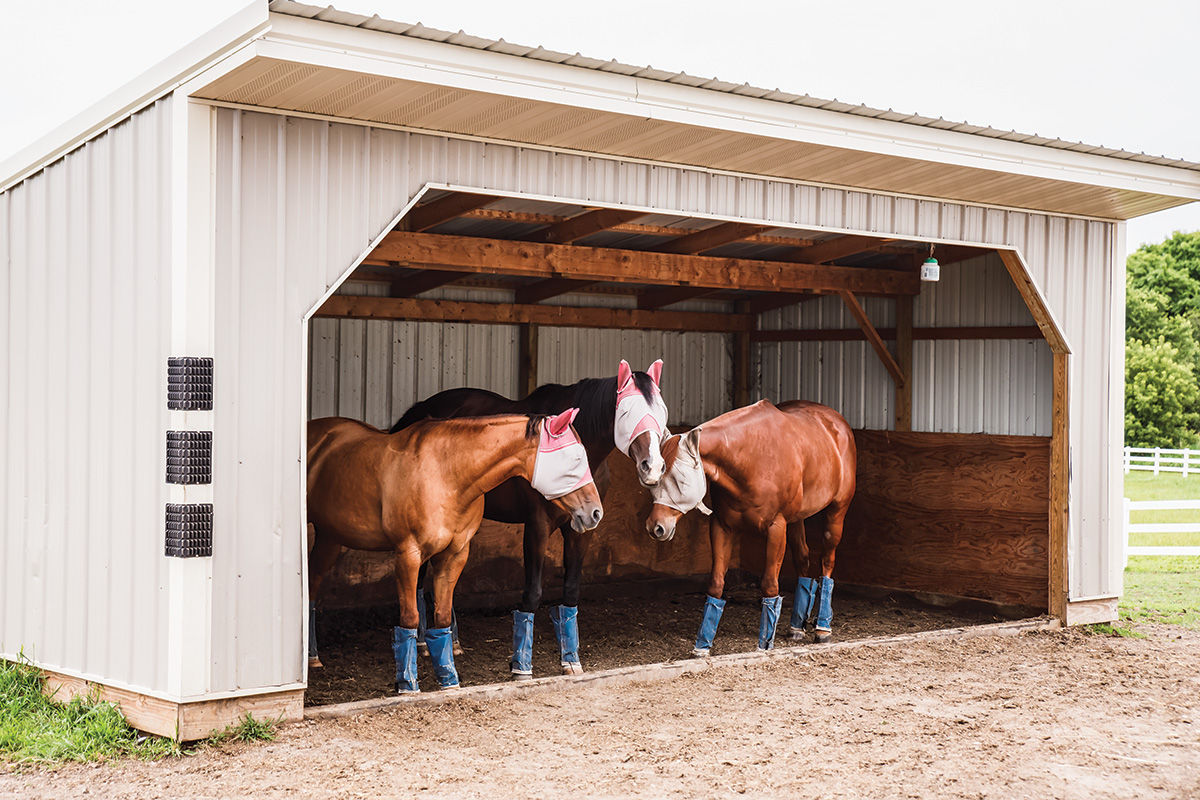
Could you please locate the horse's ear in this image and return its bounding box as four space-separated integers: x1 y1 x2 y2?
683 427 703 461
547 408 579 437
617 359 632 389
646 359 663 387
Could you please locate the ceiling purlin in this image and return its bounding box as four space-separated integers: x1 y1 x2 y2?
654 222 770 255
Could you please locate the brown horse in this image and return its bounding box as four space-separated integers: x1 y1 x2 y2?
307 409 603 692
645 399 856 653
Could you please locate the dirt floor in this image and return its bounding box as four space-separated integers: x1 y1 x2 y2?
5 593 1200 799
306 580 1008 703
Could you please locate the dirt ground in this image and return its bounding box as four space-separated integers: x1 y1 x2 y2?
306 581 1007 703
5 608 1200 799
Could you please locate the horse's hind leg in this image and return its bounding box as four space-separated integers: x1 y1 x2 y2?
307 529 345 669
756 518 788 651
785 520 817 641
814 503 849 644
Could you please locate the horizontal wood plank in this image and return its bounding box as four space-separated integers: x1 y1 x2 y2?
753 325 1044 342
367 232 921 296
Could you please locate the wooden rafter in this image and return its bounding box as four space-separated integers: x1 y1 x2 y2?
316 295 753 333
838 290 904 385
636 286 721 310
739 292 827 315
515 278 596 304
536 208 649 244
654 222 768 255
781 234 895 264
365 232 921 296
400 193 498 232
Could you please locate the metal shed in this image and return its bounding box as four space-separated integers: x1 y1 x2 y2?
2 0 1198 739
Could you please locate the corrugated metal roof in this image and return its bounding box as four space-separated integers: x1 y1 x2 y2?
268 0 1199 174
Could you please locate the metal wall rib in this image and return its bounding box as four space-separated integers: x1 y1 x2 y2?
0 98 173 692
208 110 1117 693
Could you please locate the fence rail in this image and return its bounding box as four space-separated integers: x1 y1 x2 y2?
1123 497 1200 565
1123 446 1200 476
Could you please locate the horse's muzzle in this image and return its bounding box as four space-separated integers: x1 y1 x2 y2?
572 505 604 532
637 457 665 487
647 520 676 542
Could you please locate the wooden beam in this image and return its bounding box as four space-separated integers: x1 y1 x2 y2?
733 331 752 408
536 208 649 244
317 295 754 333
894 295 913 432
655 222 767 255
781 235 895 264
838 290 905 385
515 278 596 304
518 323 538 398
366 232 921 297
400 193 497 232
1049 352 1069 622
751 325 1044 342
636 286 721 310
390 269 468 297
996 249 1069 354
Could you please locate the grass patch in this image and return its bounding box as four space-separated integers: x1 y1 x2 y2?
1121 556 1200 629
0 655 181 768
204 713 280 746
1083 622 1147 638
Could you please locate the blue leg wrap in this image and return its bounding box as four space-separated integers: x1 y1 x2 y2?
308 600 319 661
791 576 818 634
693 595 727 656
816 577 835 633
550 605 581 668
510 610 535 677
424 626 460 689
392 626 419 693
758 595 783 651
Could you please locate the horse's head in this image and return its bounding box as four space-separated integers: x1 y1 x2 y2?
645 427 710 542
531 408 604 533
614 359 669 486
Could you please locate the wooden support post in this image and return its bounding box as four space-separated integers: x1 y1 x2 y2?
894 295 913 431
518 323 539 399
1049 352 1069 620
733 331 752 409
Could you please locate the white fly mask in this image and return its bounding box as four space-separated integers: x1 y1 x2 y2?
530 408 594 500
613 359 669 457
651 428 712 516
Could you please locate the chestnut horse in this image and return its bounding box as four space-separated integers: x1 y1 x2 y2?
389 360 667 678
645 399 856 653
307 410 603 692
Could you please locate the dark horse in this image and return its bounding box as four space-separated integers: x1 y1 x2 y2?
307 411 603 691
389 360 668 677
644 399 856 653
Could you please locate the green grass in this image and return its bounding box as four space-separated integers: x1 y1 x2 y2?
1121 472 1200 630
0 656 281 770
0 654 181 768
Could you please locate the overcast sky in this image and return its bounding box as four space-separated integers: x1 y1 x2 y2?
2 0 1196 257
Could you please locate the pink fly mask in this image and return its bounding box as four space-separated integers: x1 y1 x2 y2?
530 408 594 500
613 359 668 458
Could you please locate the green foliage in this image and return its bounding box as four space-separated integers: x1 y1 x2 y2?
1121 557 1200 629
1125 231 1200 448
0 654 181 768
204 713 280 746
1083 622 1147 638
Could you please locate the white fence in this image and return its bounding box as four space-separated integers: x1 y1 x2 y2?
1123 498 1200 566
1123 446 1200 476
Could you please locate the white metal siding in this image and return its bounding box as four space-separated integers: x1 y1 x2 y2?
0 98 174 693
213 109 1117 695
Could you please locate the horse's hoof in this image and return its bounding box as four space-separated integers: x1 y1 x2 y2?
438 684 461 692
396 685 420 695
561 662 584 676
789 626 806 641
690 648 711 658
417 642 429 656
308 657 324 669
452 643 464 656
815 631 832 644
510 671 534 682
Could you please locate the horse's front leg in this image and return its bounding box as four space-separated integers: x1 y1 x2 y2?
391 545 423 693
693 515 735 657
425 538 472 690
553 520 590 675
306 527 345 669
813 501 849 644
511 503 553 680
757 517 788 651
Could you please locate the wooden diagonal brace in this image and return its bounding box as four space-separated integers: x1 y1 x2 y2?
837 290 905 386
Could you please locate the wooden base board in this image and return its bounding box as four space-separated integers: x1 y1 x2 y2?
42 672 304 742
1064 596 1119 626
306 616 1061 720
